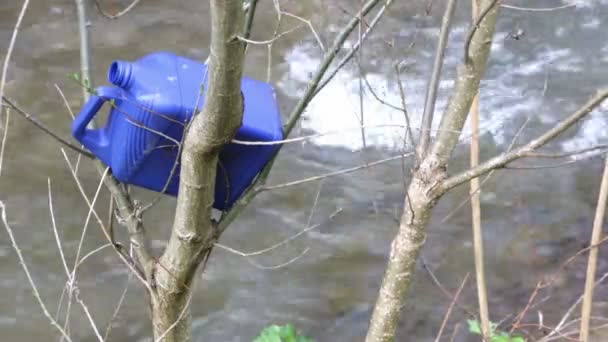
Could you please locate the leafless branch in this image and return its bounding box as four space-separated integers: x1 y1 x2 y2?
0 201 73 342
243 0 259 41
394 63 417 153
75 0 93 103
438 89 608 193
314 0 394 96
93 0 142 19
463 0 500 63
104 273 132 341
580 155 608 341
0 108 10 177
283 0 385 134
261 152 415 191
61 149 150 290
232 124 410 145
281 11 325 52
2 96 95 158
0 0 29 130
237 25 303 45
500 3 578 12
539 272 608 341
419 0 457 155
435 273 470 342
440 116 530 223
216 207 341 259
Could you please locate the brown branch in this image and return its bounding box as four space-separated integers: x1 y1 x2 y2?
2 96 95 158
435 273 470 342
424 0 500 169
419 0 457 155
93 0 142 20
580 155 608 341
438 89 608 193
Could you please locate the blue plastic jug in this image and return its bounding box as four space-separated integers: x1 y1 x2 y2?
72 51 283 210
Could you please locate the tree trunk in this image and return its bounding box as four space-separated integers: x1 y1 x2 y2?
365 169 442 342
149 0 245 341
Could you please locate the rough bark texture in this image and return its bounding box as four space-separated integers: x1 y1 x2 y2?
365 1 500 341
150 1 245 341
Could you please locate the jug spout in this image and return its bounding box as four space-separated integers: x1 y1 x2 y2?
108 60 133 89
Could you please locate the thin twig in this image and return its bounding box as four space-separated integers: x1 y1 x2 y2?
232 124 411 145
463 0 500 63
1 96 95 158
0 0 30 130
104 273 132 341
440 116 530 223
419 0 457 155
435 273 470 342
0 108 10 177
74 288 103 341
48 179 71 279
0 201 73 342
394 63 417 153
439 89 608 193
75 0 93 103
314 0 394 96
283 0 384 135
242 0 259 41
93 0 142 19
281 11 325 52
216 208 341 258
261 153 414 191
500 3 577 12
580 155 608 341
540 272 608 341
61 149 150 290
236 25 302 45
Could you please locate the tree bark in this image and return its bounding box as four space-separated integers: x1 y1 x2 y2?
150 1 245 341
366 1 500 341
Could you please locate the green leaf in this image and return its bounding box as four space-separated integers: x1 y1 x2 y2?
468 319 482 335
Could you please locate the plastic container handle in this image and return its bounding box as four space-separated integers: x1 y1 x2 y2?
71 86 123 163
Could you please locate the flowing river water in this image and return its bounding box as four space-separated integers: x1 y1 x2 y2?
1 0 608 341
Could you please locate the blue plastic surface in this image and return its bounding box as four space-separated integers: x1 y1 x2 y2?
72 51 284 210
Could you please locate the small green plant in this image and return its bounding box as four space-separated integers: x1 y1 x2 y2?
67 72 96 95
468 319 526 342
254 323 314 342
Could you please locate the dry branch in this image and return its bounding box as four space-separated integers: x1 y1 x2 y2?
438 89 608 193
580 155 608 341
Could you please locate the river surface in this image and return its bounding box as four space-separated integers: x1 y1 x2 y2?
1 0 608 341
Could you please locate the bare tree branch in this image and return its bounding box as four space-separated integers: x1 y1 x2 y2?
580 155 608 341
93 0 142 19
243 0 259 40
283 0 386 134
75 0 93 103
438 89 608 193
419 0 457 155
0 0 29 130
314 0 394 96
0 201 73 342
219 0 388 231
434 273 470 342
2 96 95 158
